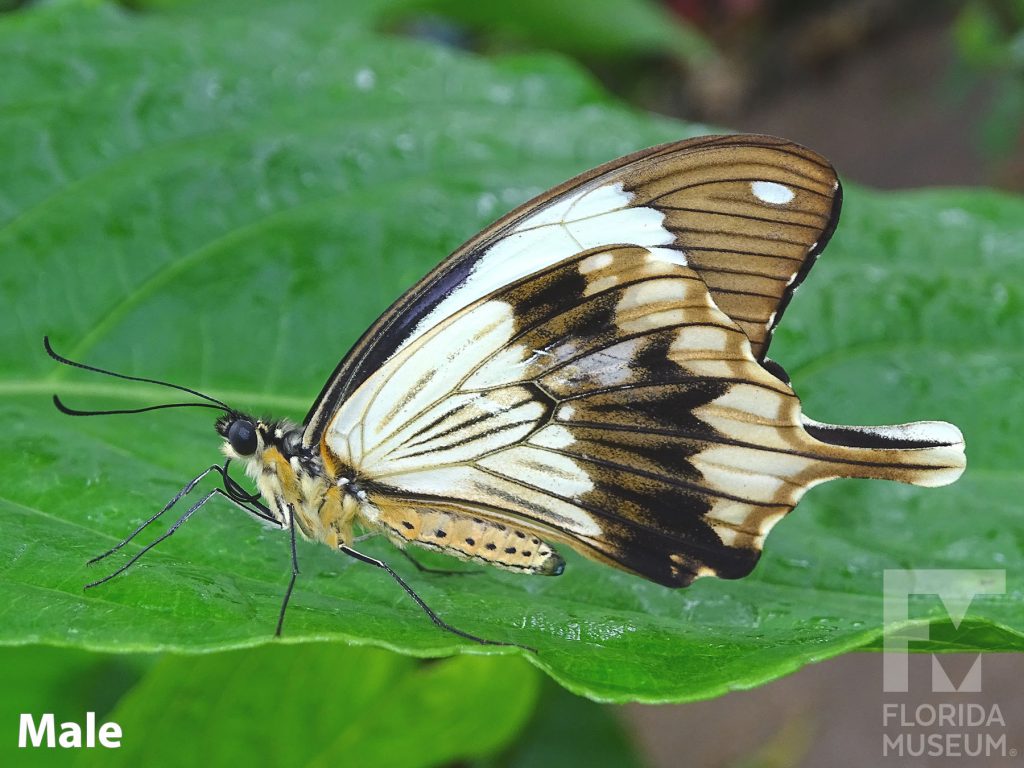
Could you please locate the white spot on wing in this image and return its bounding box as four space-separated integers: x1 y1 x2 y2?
692 445 812 500
671 325 731 353
751 181 795 205
618 279 692 311
646 245 687 266
709 501 758 526
528 424 575 449
579 251 614 272
710 522 739 547
704 383 788 423
585 274 620 295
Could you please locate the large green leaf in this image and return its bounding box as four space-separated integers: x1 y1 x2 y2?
1 0 1021 704
0 644 537 768
73 645 538 768
133 0 714 64
478 678 647 768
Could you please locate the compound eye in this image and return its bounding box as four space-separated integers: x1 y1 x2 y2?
227 419 258 456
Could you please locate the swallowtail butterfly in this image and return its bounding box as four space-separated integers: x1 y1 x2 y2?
48 134 966 646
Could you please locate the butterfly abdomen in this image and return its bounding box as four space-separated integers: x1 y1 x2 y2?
367 501 565 575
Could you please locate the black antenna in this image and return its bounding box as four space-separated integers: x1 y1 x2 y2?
52 395 226 418
44 336 231 415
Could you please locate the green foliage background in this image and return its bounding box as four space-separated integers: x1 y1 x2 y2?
1 0 1021 764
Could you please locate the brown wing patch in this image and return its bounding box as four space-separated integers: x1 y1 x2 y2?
620 135 841 358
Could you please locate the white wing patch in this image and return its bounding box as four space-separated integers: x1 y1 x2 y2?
336 300 516 455
325 289 601 536
750 181 795 205
399 182 676 356
373 466 601 536
478 447 594 503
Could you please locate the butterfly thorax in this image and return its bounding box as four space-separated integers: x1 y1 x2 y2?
216 414 360 548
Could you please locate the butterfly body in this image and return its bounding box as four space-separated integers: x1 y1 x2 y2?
365 502 566 575
217 413 568 575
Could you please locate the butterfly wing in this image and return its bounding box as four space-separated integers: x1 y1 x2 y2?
303 134 840 447
318 245 964 587
305 135 962 585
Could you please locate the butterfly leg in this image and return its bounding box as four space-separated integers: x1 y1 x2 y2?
338 545 533 652
398 549 482 576
86 481 277 590
88 460 265 567
85 488 218 589
274 507 301 637
87 463 225 565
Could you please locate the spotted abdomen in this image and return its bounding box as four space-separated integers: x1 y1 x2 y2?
367 501 565 575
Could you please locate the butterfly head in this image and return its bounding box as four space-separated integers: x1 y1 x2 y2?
215 413 303 461
215 414 271 486
215 413 261 457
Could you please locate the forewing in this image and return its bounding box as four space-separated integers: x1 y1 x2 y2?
324 246 827 586
303 134 840 446
622 136 840 359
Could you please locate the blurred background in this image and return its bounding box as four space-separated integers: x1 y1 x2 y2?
387 0 1024 191
4 0 1021 766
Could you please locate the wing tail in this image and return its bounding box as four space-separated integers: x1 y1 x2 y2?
802 417 965 488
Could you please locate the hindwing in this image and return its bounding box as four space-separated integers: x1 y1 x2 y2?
321 246 837 586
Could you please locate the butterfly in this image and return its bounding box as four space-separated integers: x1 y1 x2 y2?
48 134 966 647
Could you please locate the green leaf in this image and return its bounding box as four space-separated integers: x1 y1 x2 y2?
132 0 714 64
2 0 1022 704
380 0 715 64
0 643 536 767
479 679 646 768
69 645 538 768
